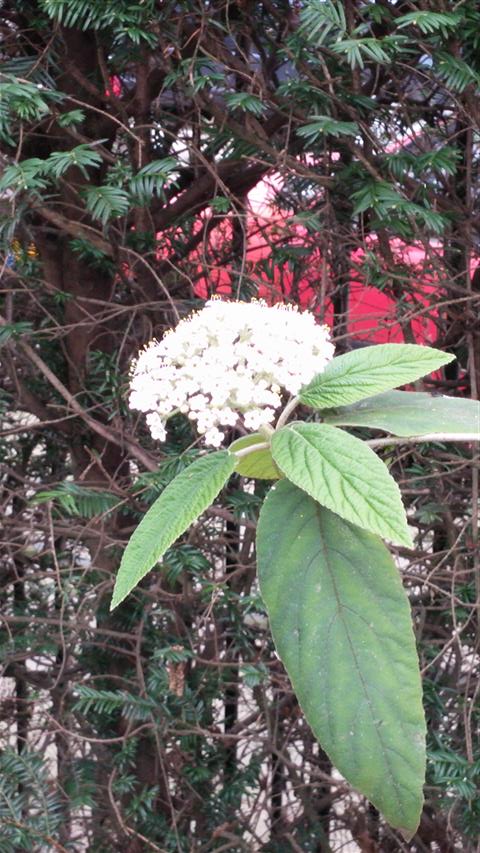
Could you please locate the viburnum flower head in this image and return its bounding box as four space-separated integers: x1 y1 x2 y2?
129 298 335 447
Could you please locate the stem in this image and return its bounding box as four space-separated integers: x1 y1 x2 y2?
232 442 269 459
367 432 479 448
275 396 300 430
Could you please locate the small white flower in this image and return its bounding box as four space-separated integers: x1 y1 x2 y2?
244 407 275 431
129 298 334 446
145 412 167 442
204 427 224 447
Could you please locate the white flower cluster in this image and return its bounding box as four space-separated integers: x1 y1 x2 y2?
129 299 335 447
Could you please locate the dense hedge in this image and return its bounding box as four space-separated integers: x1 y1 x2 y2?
0 1 479 850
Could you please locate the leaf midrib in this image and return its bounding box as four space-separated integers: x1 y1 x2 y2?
311 503 405 813
285 426 405 540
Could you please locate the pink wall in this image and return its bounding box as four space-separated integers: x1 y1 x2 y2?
186 175 449 345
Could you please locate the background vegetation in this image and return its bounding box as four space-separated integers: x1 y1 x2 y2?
0 0 479 850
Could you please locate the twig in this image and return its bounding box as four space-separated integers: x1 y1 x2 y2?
367 432 479 448
232 441 269 459
1 313 158 472
275 396 300 430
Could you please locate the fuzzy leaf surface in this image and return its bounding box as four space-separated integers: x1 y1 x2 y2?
321 390 480 436
299 344 455 409
111 451 236 609
230 433 281 479
257 480 426 837
271 423 412 546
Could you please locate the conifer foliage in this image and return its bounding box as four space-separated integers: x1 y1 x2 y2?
0 1 479 849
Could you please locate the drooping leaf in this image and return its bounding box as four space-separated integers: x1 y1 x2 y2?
271 422 412 546
435 52 480 93
229 433 282 479
299 344 455 409
111 451 236 609
299 0 347 45
257 479 426 837
321 390 480 436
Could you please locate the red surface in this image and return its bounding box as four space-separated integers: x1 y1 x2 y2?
185 175 449 345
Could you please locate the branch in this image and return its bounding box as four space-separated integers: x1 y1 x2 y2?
151 160 268 232
1 315 158 472
232 442 269 459
368 433 479 448
32 203 113 255
276 397 300 430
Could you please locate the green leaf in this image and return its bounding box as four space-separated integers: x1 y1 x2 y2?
229 433 282 480
0 321 33 346
0 78 58 139
46 144 102 179
352 180 406 216
271 423 412 546
351 182 447 233
0 159 49 193
332 37 395 69
257 480 426 837
297 116 358 143
299 344 455 409
224 93 266 117
57 109 85 127
111 451 236 609
396 11 461 36
31 482 118 518
321 390 480 437
82 185 130 224
129 158 178 204
299 0 347 45
434 52 480 93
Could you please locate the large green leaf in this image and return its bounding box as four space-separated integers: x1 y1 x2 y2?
271 423 412 546
257 480 426 837
229 433 282 479
299 344 455 409
321 390 480 437
111 451 236 609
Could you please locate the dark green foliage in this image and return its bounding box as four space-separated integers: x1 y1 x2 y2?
0 750 64 850
0 0 479 848
32 481 119 517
